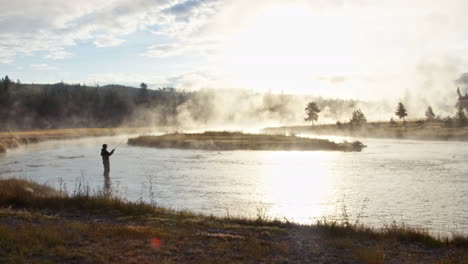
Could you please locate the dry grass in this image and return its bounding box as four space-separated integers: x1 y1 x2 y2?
264 120 468 141
0 179 466 263
128 131 366 152
0 127 154 152
354 246 385 264
315 218 466 249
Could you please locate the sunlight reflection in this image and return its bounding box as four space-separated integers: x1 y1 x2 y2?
260 151 335 223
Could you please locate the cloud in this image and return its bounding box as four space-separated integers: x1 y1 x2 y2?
44 48 73 60
85 72 171 87
165 0 214 15
0 0 220 63
30 63 58 71
456 73 468 85
81 70 223 91
144 43 187 57
143 37 220 57
2 0 468 109
93 34 126 48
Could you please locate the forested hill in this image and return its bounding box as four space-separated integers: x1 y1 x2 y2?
0 75 367 131
0 76 190 130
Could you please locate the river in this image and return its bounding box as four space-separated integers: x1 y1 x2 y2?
0 134 467 235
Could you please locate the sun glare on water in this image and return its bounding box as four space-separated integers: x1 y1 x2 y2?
259 151 335 223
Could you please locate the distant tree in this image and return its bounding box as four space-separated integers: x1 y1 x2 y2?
349 109 367 128
0 75 12 113
455 104 467 127
304 102 320 126
395 102 408 127
336 121 343 129
425 106 436 121
389 118 397 127
137 82 149 105
443 116 455 127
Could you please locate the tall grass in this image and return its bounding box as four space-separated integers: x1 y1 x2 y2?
316 207 467 248
1 178 466 248
0 178 162 217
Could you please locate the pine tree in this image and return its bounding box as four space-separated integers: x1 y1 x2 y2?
349 109 367 128
455 104 467 127
304 102 320 126
395 102 408 127
425 106 435 121
137 82 149 105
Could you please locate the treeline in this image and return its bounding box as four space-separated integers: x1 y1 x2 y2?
1 75 368 131
305 100 468 129
0 76 190 130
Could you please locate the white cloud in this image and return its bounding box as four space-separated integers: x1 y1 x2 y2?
83 70 222 90
144 43 187 57
44 48 73 60
143 37 220 57
1 0 468 105
93 34 126 48
86 72 170 87
30 63 58 71
0 0 220 63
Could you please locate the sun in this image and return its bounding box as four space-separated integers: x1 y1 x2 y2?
219 4 364 93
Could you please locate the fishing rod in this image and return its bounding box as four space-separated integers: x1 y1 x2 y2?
113 138 128 150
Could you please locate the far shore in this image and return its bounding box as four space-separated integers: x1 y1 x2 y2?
0 127 159 153
263 120 468 141
2 120 467 154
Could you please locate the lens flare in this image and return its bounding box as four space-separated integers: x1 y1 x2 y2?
150 237 162 249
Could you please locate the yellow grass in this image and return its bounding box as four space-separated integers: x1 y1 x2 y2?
264 120 468 141
0 127 154 152
0 179 466 264
128 131 366 152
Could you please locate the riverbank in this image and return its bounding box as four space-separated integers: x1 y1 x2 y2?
128 131 366 152
0 127 156 153
263 120 468 141
0 178 466 264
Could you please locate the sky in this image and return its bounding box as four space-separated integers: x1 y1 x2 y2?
1 0 468 100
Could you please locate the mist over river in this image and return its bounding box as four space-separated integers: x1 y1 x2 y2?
1 135 467 235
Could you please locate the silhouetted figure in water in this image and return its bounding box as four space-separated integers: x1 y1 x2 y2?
101 144 114 175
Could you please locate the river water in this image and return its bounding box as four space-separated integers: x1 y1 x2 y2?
0 135 467 235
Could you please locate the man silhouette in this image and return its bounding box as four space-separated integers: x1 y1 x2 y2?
101 144 115 175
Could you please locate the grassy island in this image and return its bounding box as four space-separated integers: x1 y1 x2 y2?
0 179 466 264
128 131 366 152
